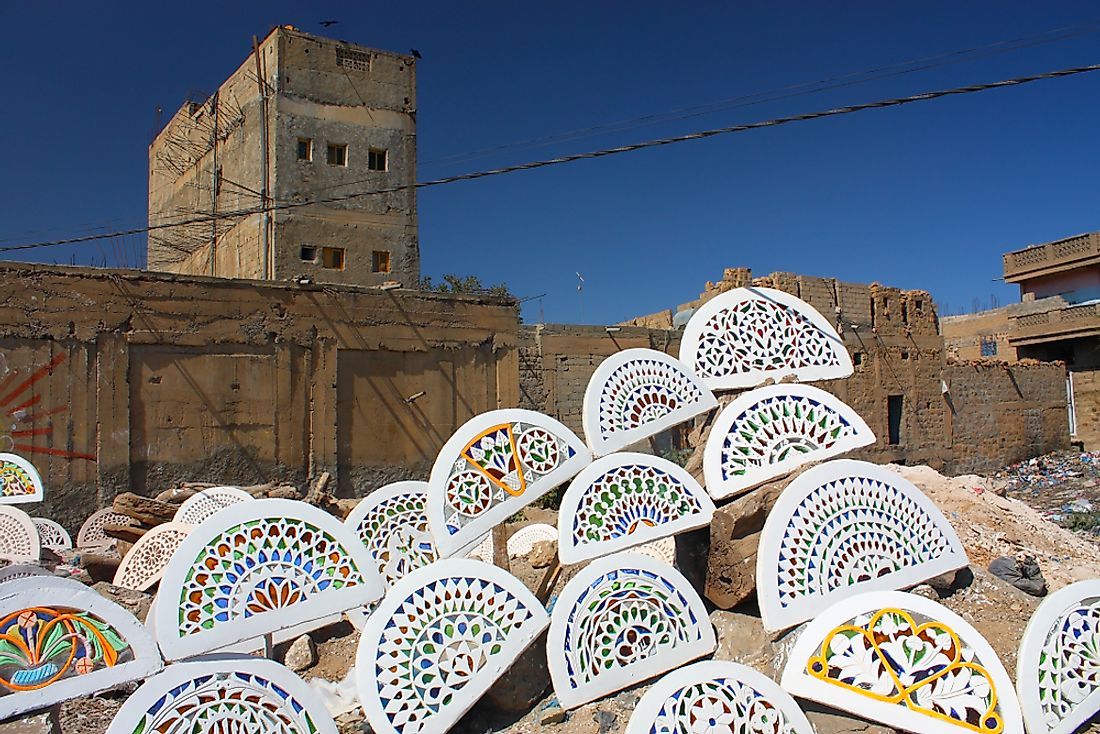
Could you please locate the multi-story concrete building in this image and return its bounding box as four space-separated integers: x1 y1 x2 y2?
148 26 419 286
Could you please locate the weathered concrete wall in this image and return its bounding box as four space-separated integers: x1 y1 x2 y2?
1072 369 1100 449
0 262 518 527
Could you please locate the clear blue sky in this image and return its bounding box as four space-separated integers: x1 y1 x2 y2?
2 2 1099 324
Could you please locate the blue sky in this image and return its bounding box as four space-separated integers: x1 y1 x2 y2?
2 2 1099 324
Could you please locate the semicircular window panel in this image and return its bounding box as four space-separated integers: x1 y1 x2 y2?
0 576 163 720
781 590 1024 734
558 452 714 565
678 286 852 390
625 660 815 734
582 348 717 457
1017 580 1100 734
703 384 874 500
506 522 557 557
153 498 383 661
32 517 72 551
105 654 337 734
76 508 134 551
427 409 591 558
548 552 715 709
0 453 43 505
356 558 550 734
172 485 253 526
344 481 438 590
757 459 968 631
112 521 192 592
0 506 40 562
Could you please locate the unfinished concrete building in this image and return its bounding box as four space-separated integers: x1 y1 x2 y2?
148 26 418 287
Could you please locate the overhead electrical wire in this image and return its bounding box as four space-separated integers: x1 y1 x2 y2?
4 59 1100 254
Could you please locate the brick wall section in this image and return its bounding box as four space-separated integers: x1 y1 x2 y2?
1072 369 1100 449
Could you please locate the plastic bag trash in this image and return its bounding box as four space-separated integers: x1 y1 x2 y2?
308 667 360 717
989 555 1047 597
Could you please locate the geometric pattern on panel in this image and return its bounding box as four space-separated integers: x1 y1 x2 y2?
506 523 557 558
582 348 718 457
172 485 253 526
0 565 48 585
781 591 1024 734
0 453 43 505
702 384 874 500
105 655 337 734
76 508 135 550
558 452 715 565
32 518 72 551
427 409 591 558
757 460 968 631
355 559 550 734
678 286 853 391
153 498 384 661
0 506 40 562
0 576 163 720
1016 580 1100 734
624 660 815 734
547 552 716 709
344 481 438 590
112 522 192 592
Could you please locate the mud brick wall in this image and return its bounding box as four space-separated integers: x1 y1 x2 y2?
1071 368 1100 449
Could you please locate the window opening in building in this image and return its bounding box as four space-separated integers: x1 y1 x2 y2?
980 336 998 357
299 246 317 262
901 351 910 360
297 138 313 161
321 247 345 270
327 143 348 166
372 250 391 273
853 352 863 366
367 149 388 171
336 48 372 72
887 395 903 445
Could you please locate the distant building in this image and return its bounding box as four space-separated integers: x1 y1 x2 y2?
148 26 419 287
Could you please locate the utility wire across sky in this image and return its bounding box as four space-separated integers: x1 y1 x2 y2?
4 59 1100 254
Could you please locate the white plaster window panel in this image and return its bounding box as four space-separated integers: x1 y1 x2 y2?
757 459 969 632
581 348 718 457
76 508 135 550
112 521 192 592
0 453 44 505
624 659 816 734
0 564 48 585
558 452 715 565
633 536 677 567
678 286 853 391
0 576 163 720
703 383 874 500
171 485 253 525
1016 579 1100 734
548 551 716 710
781 590 1024 734
356 558 550 734
105 654 338 734
0 506 40 562
427 408 592 558
153 498 384 661
507 522 557 558
31 517 72 551
344 480 438 590
465 532 494 563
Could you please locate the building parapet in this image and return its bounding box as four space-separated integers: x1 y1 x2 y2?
1008 301 1100 345
1003 232 1100 283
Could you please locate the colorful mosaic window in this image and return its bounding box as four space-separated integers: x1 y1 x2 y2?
757 459 968 631
427 409 590 557
153 498 383 661
0 506 40 562
105 655 337 734
356 559 549 734
558 452 714 565
112 521 191 592
678 287 852 390
582 348 717 457
1017 580 1100 734
782 591 1024 734
31 518 71 551
548 552 715 709
344 481 438 589
0 453 43 505
0 576 162 720
702 384 874 500
625 660 815 734
172 485 253 526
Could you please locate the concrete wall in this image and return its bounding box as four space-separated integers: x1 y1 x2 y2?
0 262 518 527
1021 267 1100 304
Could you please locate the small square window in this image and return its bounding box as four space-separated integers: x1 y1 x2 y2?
327 143 348 166
980 336 998 357
299 246 317 262
372 250 391 273
853 352 863 366
297 138 313 161
368 149 388 171
321 246 345 270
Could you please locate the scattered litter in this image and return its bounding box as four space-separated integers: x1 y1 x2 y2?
997 451 1100 529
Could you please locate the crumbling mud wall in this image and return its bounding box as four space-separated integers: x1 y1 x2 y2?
0 262 518 524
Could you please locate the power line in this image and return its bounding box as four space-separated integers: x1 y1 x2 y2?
5 59 1100 254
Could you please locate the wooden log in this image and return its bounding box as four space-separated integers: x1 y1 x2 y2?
103 523 148 545
111 492 178 526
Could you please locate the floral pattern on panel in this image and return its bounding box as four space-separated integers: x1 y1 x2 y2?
807 609 1003 733
353 491 437 588
1035 596 1100 730
648 676 800 734
598 358 708 440
0 461 36 500
572 464 704 545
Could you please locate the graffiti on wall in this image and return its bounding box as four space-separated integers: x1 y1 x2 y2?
0 353 94 462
